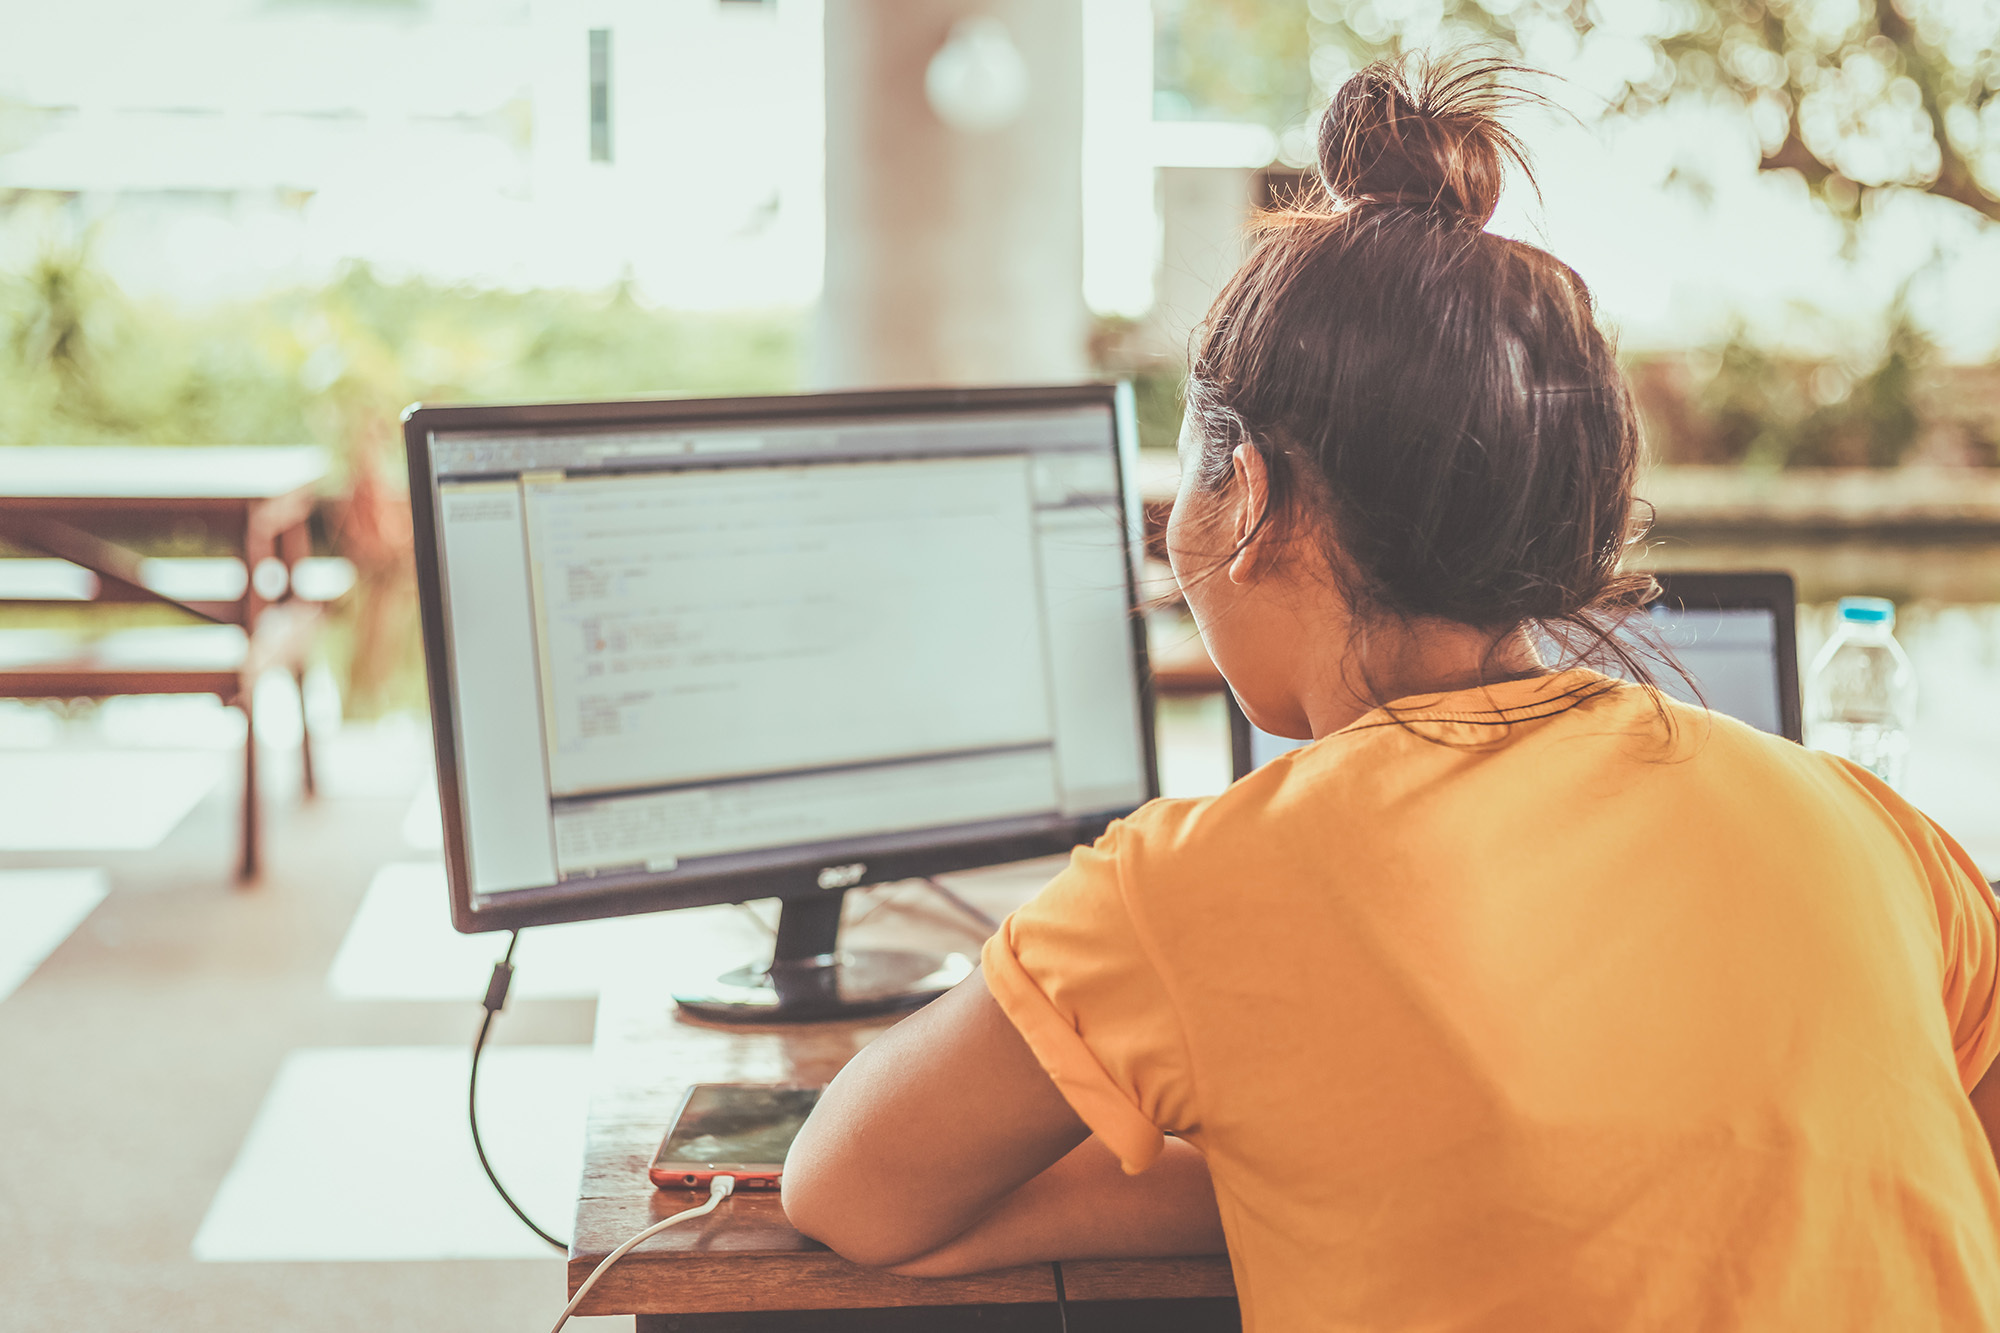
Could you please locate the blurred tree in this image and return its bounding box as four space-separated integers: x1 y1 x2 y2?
1158 0 2000 223
1625 300 1939 468
1155 0 1317 126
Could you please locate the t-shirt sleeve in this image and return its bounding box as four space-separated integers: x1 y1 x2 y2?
981 816 1196 1175
1919 814 2000 1090
1828 756 2000 1089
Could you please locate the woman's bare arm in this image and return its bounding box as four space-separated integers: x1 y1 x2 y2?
781 969 1223 1272
782 970 1090 1267
886 1136 1224 1277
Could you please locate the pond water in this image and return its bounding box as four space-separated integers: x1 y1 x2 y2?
1824 603 2000 873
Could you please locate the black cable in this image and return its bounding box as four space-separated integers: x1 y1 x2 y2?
919 876 1002 934
469 928 569 1253
736 901 777 938
1052 1260 1070 1333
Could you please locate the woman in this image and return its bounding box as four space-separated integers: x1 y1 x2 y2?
782 56 2000 1330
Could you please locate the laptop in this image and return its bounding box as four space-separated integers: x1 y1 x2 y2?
1228 570 1803 779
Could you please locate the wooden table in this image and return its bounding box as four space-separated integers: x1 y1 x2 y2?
570 877 1239 1331
0 446 331 880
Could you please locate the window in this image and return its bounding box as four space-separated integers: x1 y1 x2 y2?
588 28 612 163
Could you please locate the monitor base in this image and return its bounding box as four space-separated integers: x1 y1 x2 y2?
671 890 975 1025
672 948 972 1024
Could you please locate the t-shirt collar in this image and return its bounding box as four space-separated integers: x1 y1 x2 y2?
1348 667 1622 733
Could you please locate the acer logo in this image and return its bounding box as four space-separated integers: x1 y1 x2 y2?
816 863 867 890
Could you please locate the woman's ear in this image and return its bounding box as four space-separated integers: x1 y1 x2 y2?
1227 444 1276 585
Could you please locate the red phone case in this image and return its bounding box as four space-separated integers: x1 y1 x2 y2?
648 1083 819 1192
648 1165 784 1191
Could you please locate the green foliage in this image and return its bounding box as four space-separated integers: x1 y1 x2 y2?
1629 307 1947 468
0 241 315 452
1157 0 2000 222
1154 0 1316 129
274 266 803 422
0 249 803 464
1128 367 1190 456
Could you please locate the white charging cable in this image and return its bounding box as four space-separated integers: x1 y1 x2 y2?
550 1175 736 1333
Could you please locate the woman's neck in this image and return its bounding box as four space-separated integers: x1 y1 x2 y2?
1299 620 1547 739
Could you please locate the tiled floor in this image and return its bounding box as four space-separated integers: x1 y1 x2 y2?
0 694 627 1332
193 1045 593 1263
0 750 221 850
326 862 771 1002
0 868 108 1003
401 783 442 852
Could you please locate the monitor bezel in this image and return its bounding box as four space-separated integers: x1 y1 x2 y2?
403 383 1160 934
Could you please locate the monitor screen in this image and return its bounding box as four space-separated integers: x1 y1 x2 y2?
412 393 1154 926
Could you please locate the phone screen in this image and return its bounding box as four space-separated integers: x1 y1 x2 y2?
655 1084 821 1167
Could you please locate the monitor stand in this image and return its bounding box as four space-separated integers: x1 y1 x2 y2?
672 891 974 1025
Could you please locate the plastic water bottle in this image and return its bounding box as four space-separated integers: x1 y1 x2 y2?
1807 596 1917 788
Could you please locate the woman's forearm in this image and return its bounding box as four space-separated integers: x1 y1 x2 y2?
885 1136 1225 1278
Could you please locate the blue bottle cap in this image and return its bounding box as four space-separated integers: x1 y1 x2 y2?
1837 596 1896 627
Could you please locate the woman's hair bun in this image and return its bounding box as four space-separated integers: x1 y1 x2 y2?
1317 55 1538 230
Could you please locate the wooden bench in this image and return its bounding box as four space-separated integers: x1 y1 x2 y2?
0 446 334 881
0 605 327 880
0 555 355 606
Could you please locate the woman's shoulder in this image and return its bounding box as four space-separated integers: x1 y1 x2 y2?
1106 728 1396 863
1104 675 1707 868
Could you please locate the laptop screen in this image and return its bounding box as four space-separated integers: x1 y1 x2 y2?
1638 604 1784 738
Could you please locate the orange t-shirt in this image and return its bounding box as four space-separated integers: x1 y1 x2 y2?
983 670 2000 1331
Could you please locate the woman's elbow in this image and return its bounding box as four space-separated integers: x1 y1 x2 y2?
781 1164 936 1270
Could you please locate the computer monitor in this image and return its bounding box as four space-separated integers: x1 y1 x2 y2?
404 385 1158 1020
1228 570 1803 778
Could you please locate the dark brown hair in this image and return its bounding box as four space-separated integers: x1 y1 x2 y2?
1184 54 1657 684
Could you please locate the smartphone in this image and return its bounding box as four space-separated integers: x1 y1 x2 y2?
648 1083 822 1192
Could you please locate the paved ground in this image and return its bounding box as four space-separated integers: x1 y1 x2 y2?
0 704 618 1333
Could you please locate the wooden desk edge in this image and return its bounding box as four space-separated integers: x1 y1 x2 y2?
567 1251 1235 1315
1061 1256 1236 1303
568 1252 1051 1315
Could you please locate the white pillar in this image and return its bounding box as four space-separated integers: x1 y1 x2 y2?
818 0 1086 388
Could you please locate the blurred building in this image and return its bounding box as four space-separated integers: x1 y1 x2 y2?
0 0 1279 383
0 0 825 309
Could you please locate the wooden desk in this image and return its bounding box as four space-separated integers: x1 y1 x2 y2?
571 881 1238 1331
0 446 331 880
